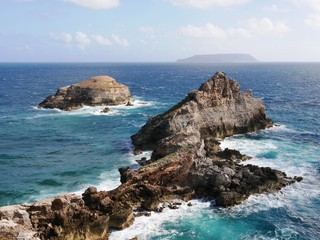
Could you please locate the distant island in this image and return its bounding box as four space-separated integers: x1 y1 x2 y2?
176 54 258 63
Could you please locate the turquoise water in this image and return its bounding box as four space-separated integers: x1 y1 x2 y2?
0 63 319 239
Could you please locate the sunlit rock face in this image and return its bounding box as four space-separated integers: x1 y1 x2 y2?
39 76 132 111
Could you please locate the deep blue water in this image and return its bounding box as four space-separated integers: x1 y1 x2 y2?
0 63 319 239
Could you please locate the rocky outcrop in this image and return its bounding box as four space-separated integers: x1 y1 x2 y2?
0 144 299 239
131 72 273 159
0 193 111 240
0 205 37 240
38 76 132 111
116 143 296 208
0 72 300 239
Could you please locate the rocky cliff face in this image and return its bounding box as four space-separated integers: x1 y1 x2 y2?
132 72 273 159
38 76 132 111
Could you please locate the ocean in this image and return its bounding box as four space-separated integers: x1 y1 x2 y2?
0 63 319 239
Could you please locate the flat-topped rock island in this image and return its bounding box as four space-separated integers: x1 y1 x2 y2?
0 72 302 240
38 76 132 111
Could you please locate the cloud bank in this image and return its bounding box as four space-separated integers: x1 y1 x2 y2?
50 31 129 49
67 0 120 9
170 0 249 9
179 17 289 40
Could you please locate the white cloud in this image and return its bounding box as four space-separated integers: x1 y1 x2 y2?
139 26 156 42
91 34 112 45
49 32 73 43
75 31 91 44
305 14 320 28
301 0 320 11
297 0 320 29
180 23 228 38
139 26 155 34
75 31 91 49
67 0 119 9
263 4 289 12
247 18 289 35
227 27 251 38
112 34 129 47
170 0 249 9
179 18 288 40
50 31 130 49
180 23 252 39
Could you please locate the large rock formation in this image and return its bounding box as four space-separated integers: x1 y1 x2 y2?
0 72 301 239
0 193 111 240
0 144 299 239
38 76 132 111
132 72 273 159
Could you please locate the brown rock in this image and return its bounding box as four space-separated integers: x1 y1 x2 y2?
38 76 132 111
0 205 37 240
133 149 143 155
101 107 111 113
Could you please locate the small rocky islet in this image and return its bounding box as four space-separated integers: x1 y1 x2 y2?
38 75 132 111
0 72 302 239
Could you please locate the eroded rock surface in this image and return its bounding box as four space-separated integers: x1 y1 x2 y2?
131 72 273 159
38 76 132 111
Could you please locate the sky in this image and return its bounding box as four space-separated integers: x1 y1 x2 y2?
1 0 320 62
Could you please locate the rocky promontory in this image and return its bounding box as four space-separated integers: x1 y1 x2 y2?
0 72 301 239
38 76 132 111
132 72 273 159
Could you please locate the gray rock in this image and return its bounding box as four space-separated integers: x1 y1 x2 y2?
131 72 273 159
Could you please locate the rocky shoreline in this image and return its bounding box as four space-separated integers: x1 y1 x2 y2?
0 72 302 239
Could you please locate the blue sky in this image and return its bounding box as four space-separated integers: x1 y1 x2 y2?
1 0 320 62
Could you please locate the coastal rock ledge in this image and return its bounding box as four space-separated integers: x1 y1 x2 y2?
38 76 132 111
0 72 301 240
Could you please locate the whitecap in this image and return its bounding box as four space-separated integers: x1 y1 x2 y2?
124 150 153 169
29 97 155 118
220 137 277 157
109 199 211 240
90 108 120 116
266 124 297 133
96 169 122 191
109 98 154 111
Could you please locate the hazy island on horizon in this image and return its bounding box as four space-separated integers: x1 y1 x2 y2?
176 54 258 63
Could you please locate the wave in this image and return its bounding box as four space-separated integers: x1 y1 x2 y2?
217 127 320 237
28 98 155 119
109 199 211 240
266 124 297 133
108 127 319 239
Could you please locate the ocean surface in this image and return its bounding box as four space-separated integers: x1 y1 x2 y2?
0 62 319 239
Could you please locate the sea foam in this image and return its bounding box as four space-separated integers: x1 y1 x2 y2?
109 199 211 240
29 98 154 118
